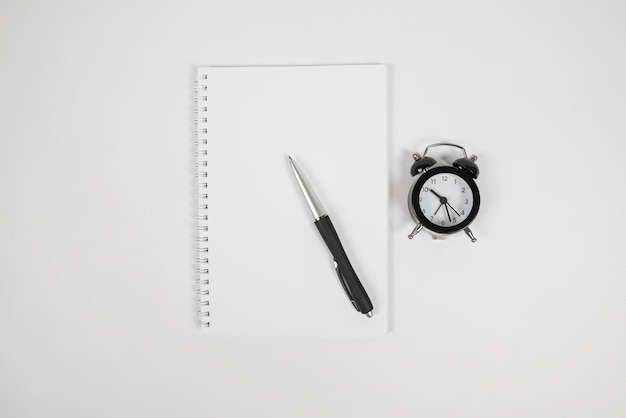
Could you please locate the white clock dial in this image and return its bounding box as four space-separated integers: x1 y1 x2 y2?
417 172 474 228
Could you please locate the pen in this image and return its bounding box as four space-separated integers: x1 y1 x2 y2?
288 156 374 317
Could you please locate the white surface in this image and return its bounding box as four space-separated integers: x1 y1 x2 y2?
198 65 388 335
1 0 625 417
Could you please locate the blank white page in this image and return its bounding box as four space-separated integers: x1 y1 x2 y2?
197 65 388 335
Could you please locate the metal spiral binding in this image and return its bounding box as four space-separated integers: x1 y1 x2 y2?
195 71 210 327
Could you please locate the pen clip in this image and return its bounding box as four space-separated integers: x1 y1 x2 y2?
333 259 360 312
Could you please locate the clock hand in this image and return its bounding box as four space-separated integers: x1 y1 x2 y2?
430 189 453 220
444 204 452 222
430 189 449 206
446 203 461 217
434 203 443 216
430 189 443 200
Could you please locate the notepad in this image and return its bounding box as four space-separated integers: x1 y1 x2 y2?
196 64 388 335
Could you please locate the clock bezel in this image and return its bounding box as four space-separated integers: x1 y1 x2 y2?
410 166 480 234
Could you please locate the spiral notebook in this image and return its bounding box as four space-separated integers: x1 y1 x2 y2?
195 64 389 335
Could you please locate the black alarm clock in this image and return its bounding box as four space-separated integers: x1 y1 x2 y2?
407 143 480 242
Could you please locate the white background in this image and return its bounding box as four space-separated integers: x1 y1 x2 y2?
1 1 625 417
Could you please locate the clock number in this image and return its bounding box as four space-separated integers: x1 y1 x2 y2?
465 199 469 204
422 187 429 193
442 175 448 181
462 187 465 193
441 221 445 225
430 179 436 185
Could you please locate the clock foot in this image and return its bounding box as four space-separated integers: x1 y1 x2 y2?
408 223 423 239
464 227 477 243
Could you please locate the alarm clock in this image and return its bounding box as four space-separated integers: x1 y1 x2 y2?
407 143 480 242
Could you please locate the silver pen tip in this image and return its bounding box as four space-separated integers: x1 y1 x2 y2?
287 156 327 220
366 311 373 318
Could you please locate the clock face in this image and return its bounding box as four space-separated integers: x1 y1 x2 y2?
410 166 480 234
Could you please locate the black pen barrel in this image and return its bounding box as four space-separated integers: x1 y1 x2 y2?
314 215 374 315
